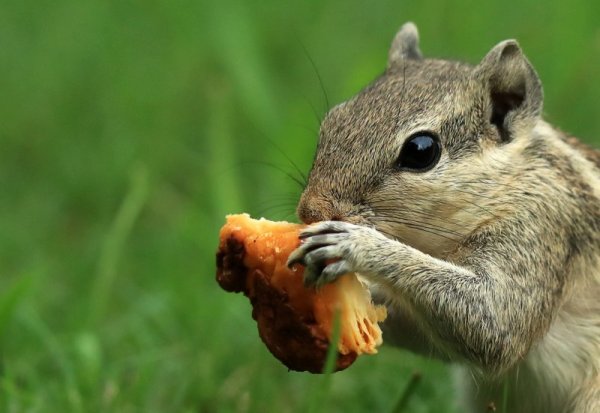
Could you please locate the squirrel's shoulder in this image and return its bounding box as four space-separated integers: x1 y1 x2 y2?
527 122 600 176
560 133 600 170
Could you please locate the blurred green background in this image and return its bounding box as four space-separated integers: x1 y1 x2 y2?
0 0 598 412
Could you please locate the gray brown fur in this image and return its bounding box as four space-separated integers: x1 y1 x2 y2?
289 22 600 412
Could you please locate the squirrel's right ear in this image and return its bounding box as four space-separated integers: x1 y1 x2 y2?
475 40 543 141
388 22 423 68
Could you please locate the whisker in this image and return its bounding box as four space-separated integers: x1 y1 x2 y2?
254 200 298 211
242 122 309 188
372 209 465 235
301 94 325 128
255 203 297 218
260 193 301 202
378 218 460 243
369 203 473 226
239 160 306 189
369 199 490 227
264 138 309 187
369 187 501 221
373 215 463 241
296 38 330 113
442 190 500 219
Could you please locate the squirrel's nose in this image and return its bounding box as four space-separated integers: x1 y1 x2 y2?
296 194 344 224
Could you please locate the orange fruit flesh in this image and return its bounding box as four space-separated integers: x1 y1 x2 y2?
219 214 387 356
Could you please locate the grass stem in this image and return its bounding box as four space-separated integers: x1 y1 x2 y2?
391 371 422 413
88 164 149 326
307 309 342 413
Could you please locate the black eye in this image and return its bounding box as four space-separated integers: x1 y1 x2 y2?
395 133 442 172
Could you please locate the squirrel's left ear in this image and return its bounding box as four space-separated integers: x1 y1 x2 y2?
475 40 543 141
388 22 423 68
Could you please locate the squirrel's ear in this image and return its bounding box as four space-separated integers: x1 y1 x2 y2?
475 40 543 141
388 22 423 67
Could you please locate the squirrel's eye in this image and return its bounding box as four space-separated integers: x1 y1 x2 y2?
395 133 441 172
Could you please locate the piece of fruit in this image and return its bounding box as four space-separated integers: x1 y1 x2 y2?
215 214 387 373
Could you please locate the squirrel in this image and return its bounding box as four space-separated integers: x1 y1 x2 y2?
286 22 600 412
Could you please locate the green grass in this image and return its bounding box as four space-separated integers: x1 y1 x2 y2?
0 0 598 411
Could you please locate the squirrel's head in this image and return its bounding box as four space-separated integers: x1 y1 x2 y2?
297 22 544 256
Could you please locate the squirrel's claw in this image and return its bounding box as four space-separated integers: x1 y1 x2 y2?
286 232 349 269
314 260 352 287
288 221 362 287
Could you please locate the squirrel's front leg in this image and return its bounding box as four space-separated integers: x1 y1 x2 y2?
288 221 449 358
287 221 395 287
287 221 446 293
287 220 564 375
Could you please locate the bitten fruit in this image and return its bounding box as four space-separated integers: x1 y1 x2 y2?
215 214 387 373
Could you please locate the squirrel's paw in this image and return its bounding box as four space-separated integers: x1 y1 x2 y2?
287 221 389 287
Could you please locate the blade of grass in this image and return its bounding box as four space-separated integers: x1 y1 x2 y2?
19 306 83 412
390 371 422 413
502 377 509 413
0 275 33 339
0 276 34 411
307 308 341 413
205 75 244 215
88 164 149 326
